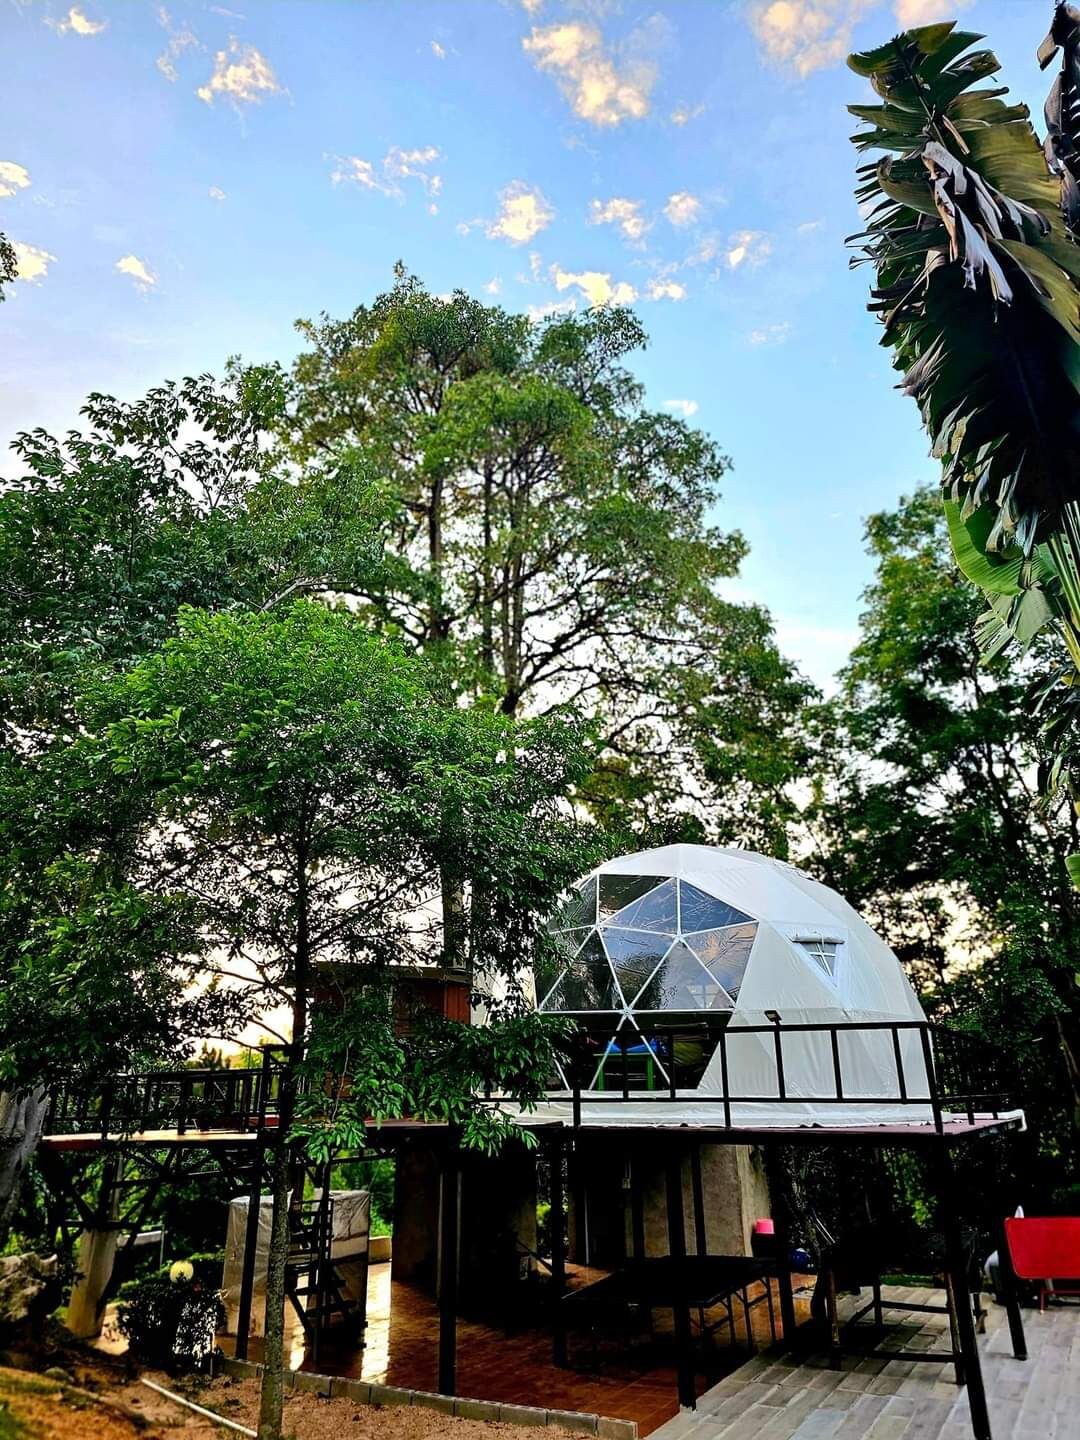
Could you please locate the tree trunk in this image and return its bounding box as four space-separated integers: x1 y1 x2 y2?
256 1114 295 1440
0 1089 48 1252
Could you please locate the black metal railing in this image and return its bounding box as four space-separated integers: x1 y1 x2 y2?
44 1050 286 1140
545 1019 1018 1135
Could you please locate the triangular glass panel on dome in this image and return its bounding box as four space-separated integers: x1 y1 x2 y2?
551 876 597 931
607 878 677 935
551 927 592 958
601 928 672 1004
588 1014 671 1090
678 881 753 934
598 874 666 918
685 923 756 1002
631 941 724 1012
536 965 567 1011
549 931 621 1011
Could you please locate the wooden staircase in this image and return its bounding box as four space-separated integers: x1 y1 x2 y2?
285 1196 366 1363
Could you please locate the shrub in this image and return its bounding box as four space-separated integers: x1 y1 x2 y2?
116 1264 224 1372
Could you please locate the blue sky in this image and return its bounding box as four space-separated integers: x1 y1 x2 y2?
0 0 1053 688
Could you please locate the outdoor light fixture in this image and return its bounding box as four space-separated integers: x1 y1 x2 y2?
765 1009 782 1024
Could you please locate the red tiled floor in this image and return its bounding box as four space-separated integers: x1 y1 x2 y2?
231 1262 813 1436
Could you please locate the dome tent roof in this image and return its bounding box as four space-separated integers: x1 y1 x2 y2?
534 844 932 1129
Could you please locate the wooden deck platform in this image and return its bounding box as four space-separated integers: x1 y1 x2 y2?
649 1284 1080 1440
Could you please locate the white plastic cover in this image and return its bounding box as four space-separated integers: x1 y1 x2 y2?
531 845 938 1129
222 1189 370 1337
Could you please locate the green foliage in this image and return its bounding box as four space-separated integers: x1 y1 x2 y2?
0 233 14 302
116 1266 224 1372
278 267 811 850
847 18 1080 812
805 487 1080 1211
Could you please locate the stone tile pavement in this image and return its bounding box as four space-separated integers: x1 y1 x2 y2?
648 1285 1080 1440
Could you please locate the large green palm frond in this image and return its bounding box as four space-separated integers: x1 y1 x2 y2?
848 17 1080 783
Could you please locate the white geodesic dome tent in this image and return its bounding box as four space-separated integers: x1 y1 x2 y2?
530 844 934 1128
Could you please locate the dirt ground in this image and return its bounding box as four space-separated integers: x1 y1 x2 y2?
0 1336 517 1440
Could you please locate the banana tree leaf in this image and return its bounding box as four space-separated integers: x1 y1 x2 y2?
945 499 1024 593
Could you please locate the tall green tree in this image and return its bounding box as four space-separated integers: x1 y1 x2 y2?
278 268 810 850
846 17 1080 831
0 233 15 300
77 601 599 1440
804 489 1080 1194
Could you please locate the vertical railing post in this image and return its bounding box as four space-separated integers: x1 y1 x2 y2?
921 1026 943 1133
773 1019 786 1101
830 1027 843 1101
719 1027 731 1129
549 1133 567 1366
892 1027 908 1102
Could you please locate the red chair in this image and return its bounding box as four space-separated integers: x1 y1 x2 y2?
1004 1217 1080 1311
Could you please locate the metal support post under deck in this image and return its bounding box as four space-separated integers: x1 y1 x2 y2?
665 1146 696 1411
935 1144 992 1440
996 1216 1028 1361
234 1140 265 1361
549 1133 568 1367
437 1137 460 1397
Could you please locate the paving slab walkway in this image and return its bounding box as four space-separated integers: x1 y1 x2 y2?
648 1284 1080 1440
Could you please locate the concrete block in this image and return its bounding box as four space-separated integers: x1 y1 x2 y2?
411 1390 456 1416
331 1376 371 1403
370 1383 413 1407
497 1402 548 1426
293 1369 331 1396
455 1397 501 1421
546 1409 599 1434
597 1419 637 1440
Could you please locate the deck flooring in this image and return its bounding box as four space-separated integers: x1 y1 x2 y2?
649 1285 1080 1440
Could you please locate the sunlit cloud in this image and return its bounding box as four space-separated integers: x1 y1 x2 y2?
551 264 636 307
664 191 702 228
208 185 226 201
588 196 648 244
663 398 698 418
328 147 441 204
197 37 283 108
646 278 687 301
522 20 658 127
431 40 446 59
12 241 56 284
46 6 106 36
0 162 31 199
797 218 824 233
485 182 554 244
521 0 544 13
727 229 772 269
528 298 577 321
749 0 875 77
484 277 502 295
748 321 792 347
894 0 969 22
115 254 157 291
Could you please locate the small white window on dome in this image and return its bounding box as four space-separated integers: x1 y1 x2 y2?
795 937 842 978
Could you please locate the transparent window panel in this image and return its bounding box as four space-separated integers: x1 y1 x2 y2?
597 874 665 918
630 940 724 1011
678 881 753 934
797 938 839 977
550 927 592 957
685 924 756 1001
607 878 678 935
552 931 621 1011
551 876 597 931
601 928 673 1005
536 965 568 1011
590 1014 670 1091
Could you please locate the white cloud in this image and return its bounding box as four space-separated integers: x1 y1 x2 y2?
384 145 442 197
431 40 446 59
663 398 698 418
485 182 554 244
797 218 824 233
483 277 502 295
664 191 702 228
726 229 772 269
115 254 157 291
521 0 544 14
46 6 106 36
588 196 648 244
197 37 283 107
646 278 687 301
895 0 969 22
208 185 226 201
12 241 55 284
0 162 31 199
747 321 792 347
750 0 876 77
329 147 441 203
522 20 657 127
156 8 200 83
527 298 577 321
670 102 705 126
551 264 636 308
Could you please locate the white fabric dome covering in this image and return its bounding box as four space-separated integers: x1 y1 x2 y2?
530 844 936 1129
